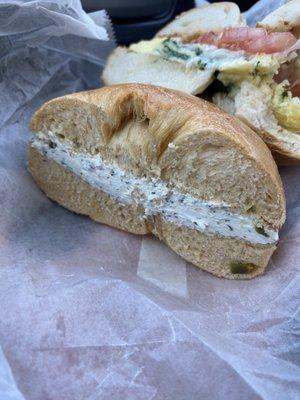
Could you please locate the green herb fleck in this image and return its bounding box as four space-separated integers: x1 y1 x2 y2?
281 89 289 101
195 48 202 56
224 83 234 94
247 205 256 213
197 60 206 70
161 39 189 60
73 137 80 148
49 140 57 149
255 225 269 237
230 262 259 274
254 61 261 74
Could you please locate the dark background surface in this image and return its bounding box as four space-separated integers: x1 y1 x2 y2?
81 0 258 44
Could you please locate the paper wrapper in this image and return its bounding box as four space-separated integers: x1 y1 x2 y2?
0 1 299 399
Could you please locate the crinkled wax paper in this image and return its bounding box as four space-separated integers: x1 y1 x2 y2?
0 0 299 399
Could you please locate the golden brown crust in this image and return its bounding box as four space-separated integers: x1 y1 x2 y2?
156 2 245 41
272 151 300 166
259 136 300 166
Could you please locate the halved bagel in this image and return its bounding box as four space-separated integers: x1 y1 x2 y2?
28 84 285 279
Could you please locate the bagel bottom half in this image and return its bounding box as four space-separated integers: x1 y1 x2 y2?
28 148 276 280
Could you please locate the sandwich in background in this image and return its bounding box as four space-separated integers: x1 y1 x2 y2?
28 84 285 279
103 1 300 163
214 0 300 164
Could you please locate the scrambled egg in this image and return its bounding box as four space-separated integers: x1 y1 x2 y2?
130 38 165 54
130 37 280 80
272 82 300 132
131 38 300 133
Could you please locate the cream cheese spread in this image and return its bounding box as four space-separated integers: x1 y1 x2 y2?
31 132 278 245
159 43 279 74
130 38 281 77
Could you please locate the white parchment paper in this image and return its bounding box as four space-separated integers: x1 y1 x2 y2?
0 0 299 399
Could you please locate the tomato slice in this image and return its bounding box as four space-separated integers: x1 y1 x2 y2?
194 27 297 54
195 31 218 46
292 84 300 98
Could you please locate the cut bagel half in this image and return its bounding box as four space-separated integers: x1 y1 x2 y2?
28 84 285 279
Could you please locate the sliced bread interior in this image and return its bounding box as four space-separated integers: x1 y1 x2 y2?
102 47 214 96
156 2 246 40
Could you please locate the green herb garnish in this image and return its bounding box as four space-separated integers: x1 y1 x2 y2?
161 39 190 60
247 205 256 213
197 60 206 70
255 225 269 237
49 140 57 149
230 262 259 274
281 89 289 101
254 61 261 75
73 137 80 148
161 39 206 70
